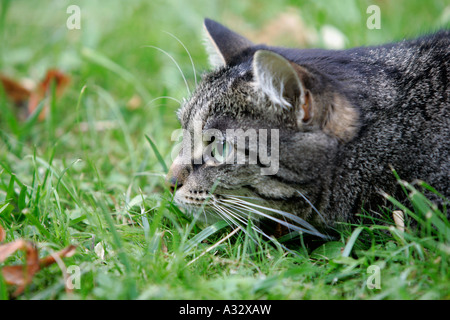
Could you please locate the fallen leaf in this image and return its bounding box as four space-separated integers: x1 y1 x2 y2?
0 239 76 297
0 240 36 263
28 69 70 120
0 224 5 242
39 245 77 268
0 240 39 296
0 69 70 121
0 74 31 107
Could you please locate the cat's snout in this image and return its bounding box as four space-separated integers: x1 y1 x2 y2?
166 160 191 192
167 176 182 193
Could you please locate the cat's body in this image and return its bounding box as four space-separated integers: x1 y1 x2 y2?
168 19 449 237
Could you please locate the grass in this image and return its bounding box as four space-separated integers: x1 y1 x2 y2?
0 0 449 300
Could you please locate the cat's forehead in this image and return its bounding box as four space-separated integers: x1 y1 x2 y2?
177 65 252 130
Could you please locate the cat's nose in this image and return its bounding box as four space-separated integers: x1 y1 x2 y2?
167 176 182 193
166 161 190 192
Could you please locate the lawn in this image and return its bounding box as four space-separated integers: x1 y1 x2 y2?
0 0 449 300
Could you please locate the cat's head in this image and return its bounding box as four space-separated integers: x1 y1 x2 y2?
166 19 359 236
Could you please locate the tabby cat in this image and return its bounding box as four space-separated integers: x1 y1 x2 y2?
167 18 449 238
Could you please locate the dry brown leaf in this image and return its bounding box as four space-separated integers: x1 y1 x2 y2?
0 239 76 297
28 69 70 120
0 240 40 296
0 69 70 121
39 245 77 268
0 240 37 263
0 224 5 242
0 74 31 106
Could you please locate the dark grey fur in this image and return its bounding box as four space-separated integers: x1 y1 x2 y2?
168 19 449 234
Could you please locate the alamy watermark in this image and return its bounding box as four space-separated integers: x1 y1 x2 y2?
66 265 81 290
366 265 381 289
367 5 381 30
66 5 81 30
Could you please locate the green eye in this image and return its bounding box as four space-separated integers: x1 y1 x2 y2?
211 139 232 163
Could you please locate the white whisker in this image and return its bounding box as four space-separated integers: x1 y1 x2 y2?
216 201 303 256
142 45 191 95
214 203 266 243
211 202 244 227
163 31 198 87
202 208 208 223
145 96 181 109
223 200 315 236
222 194 262 201
222 196 326 238
224 201 293 233
296 190 327 224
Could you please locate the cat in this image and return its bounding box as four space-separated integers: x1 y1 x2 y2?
166 18 449 239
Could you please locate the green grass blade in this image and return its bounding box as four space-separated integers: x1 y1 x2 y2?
183 220 229 253
145 134 168 174
20 100 45 137
82 47 151 102
342 226 364 257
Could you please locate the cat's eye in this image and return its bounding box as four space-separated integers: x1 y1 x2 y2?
210 139 233 164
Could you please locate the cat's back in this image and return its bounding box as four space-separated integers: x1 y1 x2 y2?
319 30 450 212
273 30 449 99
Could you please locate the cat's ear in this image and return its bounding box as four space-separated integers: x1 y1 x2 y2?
203 18 253 68
253 50 308 117
253 50 359 142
